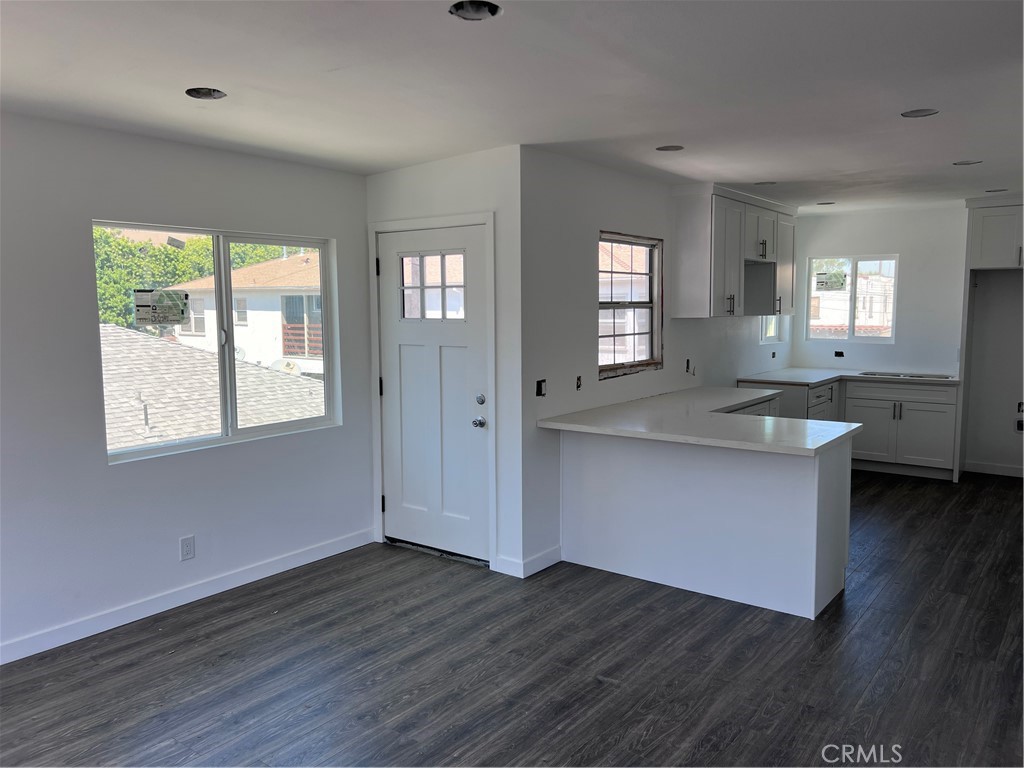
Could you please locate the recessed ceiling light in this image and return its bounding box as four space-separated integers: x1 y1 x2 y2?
817 201 836 205
753 181 777 186
655 145 684 152
185 87 227 100
901 108 939 118
448 1 502 20
985 188 1009 193
953 160 983 166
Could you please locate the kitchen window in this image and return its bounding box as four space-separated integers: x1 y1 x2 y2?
760 315 782 344
92 222 337 459
807 256 898 342
598 232 663 378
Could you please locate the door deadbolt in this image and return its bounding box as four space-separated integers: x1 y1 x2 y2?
476 394 486 405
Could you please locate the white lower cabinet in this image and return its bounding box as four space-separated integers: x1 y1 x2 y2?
846 392 956 469
895 402 957 468
846 398 899 462
728 396 780 416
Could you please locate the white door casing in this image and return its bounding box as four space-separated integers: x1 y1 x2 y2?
376 224 491 560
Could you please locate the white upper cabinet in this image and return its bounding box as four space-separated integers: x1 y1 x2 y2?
776 213 796 316
671 187 794 319
745 204 778 262
711 195 745 317
968 205 1022 269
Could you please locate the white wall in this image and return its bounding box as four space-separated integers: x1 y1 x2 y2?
792 207 969 373
366 147 526 574
0 112 373 662
519 148 793 569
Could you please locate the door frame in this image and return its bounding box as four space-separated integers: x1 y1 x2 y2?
367 213 497 565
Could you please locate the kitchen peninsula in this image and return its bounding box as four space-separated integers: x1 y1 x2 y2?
539 387 862 619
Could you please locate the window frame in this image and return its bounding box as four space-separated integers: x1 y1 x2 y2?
233 297 248 325
180 298 206 336
95 221 339 463
598 231 664 380
805 254 899 344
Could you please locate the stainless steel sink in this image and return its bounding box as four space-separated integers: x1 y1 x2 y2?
859 371 955 380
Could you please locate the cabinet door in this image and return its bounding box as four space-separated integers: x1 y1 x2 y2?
745 205 777 262
845 398 897 462
895 402 956 469
968 206 1023 269
711 196 745 316
768 397 780 416
776 214 795 316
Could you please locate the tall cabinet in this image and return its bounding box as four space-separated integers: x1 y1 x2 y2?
967 205 1022 269
957 196 1024 479
671 184 797 319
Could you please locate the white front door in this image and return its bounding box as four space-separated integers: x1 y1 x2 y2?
378 225 490 560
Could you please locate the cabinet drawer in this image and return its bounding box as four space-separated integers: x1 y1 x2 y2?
808 383 834 404
844 381 957 404
807 401 831 420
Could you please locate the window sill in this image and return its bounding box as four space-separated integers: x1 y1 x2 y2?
804 337 896 345
107 416 339 465
599 361 664 380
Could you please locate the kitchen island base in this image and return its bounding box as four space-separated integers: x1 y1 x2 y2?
560 431 852 619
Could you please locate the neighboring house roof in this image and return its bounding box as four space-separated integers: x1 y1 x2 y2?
99 324 324 451
599 241 644 273
170 253 320 291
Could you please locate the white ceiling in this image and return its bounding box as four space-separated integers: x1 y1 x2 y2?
2 0 1021 211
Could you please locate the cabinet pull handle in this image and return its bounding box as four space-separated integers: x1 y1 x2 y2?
898 402 903 420
776 296 782 314
727 294 735 315
760 239 768 258
892 402 897 420
1019 245 1022 267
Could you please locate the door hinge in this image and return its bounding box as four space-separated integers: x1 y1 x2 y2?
375 257 380 277
382 494 386 513
379 377 383 397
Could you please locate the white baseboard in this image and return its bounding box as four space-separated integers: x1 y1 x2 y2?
490 545 562 579
491 555 525 578
522 545 562 577
0 529 374 665
963 461 1024 478
852 460 954 481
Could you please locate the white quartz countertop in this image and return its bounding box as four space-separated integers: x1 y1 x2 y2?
537 387 862 457
737 367 960 386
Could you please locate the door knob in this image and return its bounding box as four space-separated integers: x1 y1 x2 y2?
472 417 487 428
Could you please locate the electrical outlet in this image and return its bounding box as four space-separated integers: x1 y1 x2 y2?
834 350 845 358
180 535 195 561
771 351 776 359
576 376 582 391
535 379 546 397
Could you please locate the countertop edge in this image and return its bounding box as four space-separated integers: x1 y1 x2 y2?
737 371 960 387
537 417 863 456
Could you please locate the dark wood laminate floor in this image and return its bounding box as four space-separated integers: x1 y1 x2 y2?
1 471 1021 767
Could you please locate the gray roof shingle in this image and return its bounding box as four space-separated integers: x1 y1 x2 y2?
99 325 325 452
